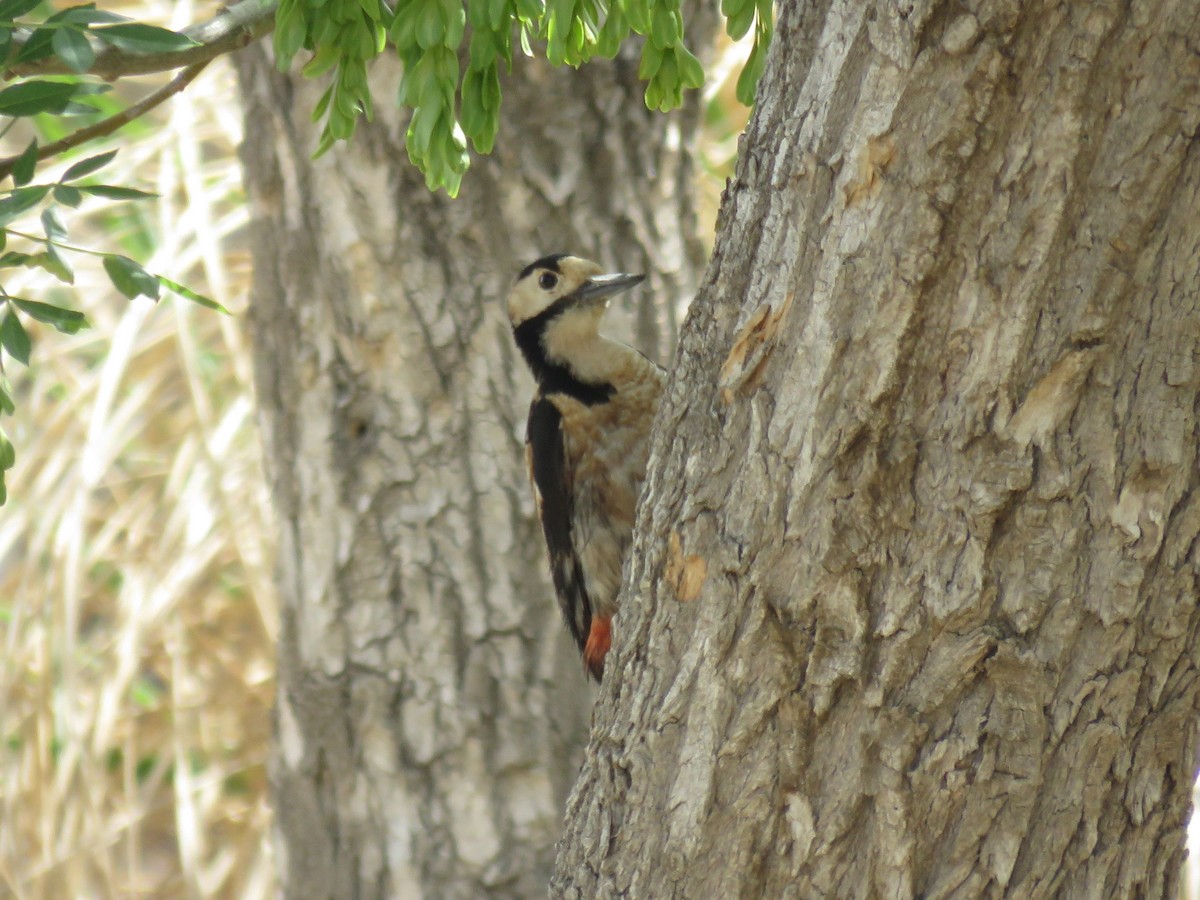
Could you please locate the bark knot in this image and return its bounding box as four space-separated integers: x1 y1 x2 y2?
843 133 897 207
665 531 708 602
718 291 796 402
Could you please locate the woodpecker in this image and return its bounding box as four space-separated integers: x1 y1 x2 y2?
508 254 664 680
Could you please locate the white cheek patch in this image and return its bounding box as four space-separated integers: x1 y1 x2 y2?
542 310 610 376
507 286 554 325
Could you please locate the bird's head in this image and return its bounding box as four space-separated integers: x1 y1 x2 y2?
507 254 644 331
507 254 646 382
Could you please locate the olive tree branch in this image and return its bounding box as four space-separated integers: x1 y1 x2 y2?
0 61 211 181
3 0 277 80
0 0 278 180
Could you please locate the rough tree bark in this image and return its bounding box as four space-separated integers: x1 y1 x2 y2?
233 39 706 898
555 1 1200 897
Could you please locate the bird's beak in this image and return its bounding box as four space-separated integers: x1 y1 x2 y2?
577 272 645 302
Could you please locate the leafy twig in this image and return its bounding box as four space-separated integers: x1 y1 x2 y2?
3 0 276 80
0 61 211 181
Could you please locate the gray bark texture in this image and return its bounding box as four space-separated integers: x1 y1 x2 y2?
233 40 705 899
554 1 1200 897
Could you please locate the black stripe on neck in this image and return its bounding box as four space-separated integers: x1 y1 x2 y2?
540 365 616 406
513 302 615 406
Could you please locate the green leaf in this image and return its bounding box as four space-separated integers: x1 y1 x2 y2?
52 184 82 207
722 0 754 40
415 2 445 49
77 184 156 200
0 185 50 227
310 84 333 123
11 138 38 186
637 41 663 80
59 6 130 26
0 311 30 366
623 0 652 34
12 298 88 333
595 6 628 58
544 0 571 64
158 276 229 314
461 59 502 153
649 4 681 49
736 33 768 106
312 130 336 159
300 45 339 79
466 25 502 68
513 0 542 21
0 427 14 503
51 26 95 73
466 0 489 30
14 26 55 64
0 80 78 117
103 254 160 300
755 0 773 27
356 0 384 23
92 23 199 54
441 0 465 49
0 0 42 20
0 251 32 268
677 44 704 90
40 205 66 240
0 375 13 415
272 1 307 69
61 149 117 182
37 245 73 284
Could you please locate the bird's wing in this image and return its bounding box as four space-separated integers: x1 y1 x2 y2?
526 396 594 655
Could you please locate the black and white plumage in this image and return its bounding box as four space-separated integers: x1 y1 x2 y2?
507 254 664 680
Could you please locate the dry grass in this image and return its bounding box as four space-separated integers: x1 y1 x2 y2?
0 5 1195 899
0 1 275 896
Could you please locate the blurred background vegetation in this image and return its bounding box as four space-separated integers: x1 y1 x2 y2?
0 1 1195 898
0 2 269 894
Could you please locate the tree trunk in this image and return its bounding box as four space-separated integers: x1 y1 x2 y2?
555 1 1200 897
233 39 706 898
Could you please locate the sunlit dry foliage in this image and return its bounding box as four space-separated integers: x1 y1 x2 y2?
0 2 274 895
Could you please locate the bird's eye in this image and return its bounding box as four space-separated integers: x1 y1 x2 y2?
538 272 558 290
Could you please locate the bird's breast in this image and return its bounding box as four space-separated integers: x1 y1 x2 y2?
550 370 661 525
